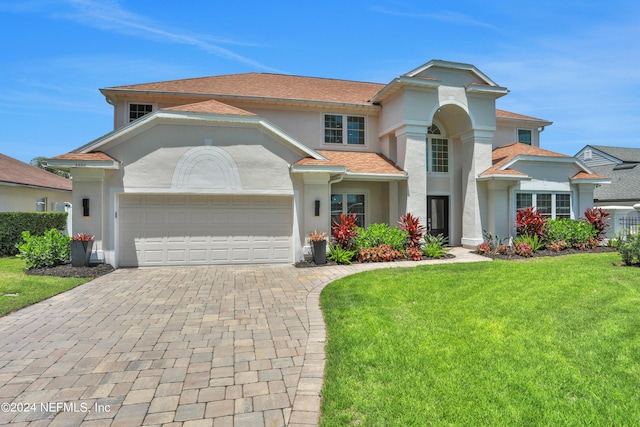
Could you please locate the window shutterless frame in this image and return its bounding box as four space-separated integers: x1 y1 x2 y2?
323 114 365 146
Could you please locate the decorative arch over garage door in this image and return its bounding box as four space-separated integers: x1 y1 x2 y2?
171 145 241 191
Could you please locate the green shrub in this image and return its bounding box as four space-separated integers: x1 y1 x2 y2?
546 219 597 248
0 212 68 256
17 229 71 269
327 243 357 265
617 233 640 266
355 223 408 251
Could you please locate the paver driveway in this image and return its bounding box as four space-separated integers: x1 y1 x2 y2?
0 248 488 426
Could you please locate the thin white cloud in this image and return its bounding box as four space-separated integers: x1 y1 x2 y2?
43 0 282 72
370 6 499 30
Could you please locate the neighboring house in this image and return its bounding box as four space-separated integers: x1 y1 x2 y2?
47 59 608 267
0 152 72 213
575 145 640 238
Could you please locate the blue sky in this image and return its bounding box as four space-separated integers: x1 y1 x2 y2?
1 0 639 164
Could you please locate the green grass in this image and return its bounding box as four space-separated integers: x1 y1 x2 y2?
0 257 91 316
320 253 640 426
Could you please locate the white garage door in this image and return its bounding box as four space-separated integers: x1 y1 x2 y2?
118 194 293 267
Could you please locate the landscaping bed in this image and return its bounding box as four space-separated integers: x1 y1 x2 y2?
478 245 617 261
24 262 115 278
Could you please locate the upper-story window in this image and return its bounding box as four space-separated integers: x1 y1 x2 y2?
426 124 449 173
129 104 153 122
324 114 365 145
518 129 532 145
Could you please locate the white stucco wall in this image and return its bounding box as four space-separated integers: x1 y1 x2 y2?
0 185 71 212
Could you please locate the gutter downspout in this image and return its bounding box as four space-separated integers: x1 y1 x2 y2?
328 173 345 226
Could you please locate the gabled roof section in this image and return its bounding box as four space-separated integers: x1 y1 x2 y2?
292 150 407 180
584 145 640 163
371 59 509 104
162 99 257 116
53 108 323 167
405 59 500 87
102 73 384 108
0 153 72 191
480 142 608 182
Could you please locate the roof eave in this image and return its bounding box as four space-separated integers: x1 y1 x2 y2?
344 172 408 181
571 178 611 185
290 165 347 174
477 174 530 182
370 76 440 104
466 84 510 99
101 88 379 111
496 115 553 127
0 180 72 192
44 159 120 171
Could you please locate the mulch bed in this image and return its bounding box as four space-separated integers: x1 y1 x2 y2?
295 253 456 268
478 246 618 261
25 263 115 279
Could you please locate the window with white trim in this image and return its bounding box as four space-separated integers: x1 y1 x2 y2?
426 124 449 173
324 114 365 145
516 192 571 219
518 129 532 145
35 197 47 212
129 103 153 122
331 193 365 227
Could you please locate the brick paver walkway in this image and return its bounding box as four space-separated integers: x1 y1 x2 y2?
0 248 488 426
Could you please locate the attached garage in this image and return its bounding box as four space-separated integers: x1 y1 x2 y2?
118 194 293 267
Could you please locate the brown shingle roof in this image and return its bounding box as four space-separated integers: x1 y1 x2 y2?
496 109 550 123
572 171 609 180
0 153 72 191
106 73 385 106
162 99 256 116
51 152 118 162
295 150 406 175
481 143 608 180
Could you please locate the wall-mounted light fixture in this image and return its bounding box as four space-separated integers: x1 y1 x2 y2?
82 198 90 217
314 200 320 217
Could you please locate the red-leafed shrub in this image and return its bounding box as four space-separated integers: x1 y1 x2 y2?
358 245 404 263
546 240 568 252
515 242 533 257
331 213 359 250
495 244 510 255
476 241 492 254
72 233 94 241
516 207 547 238
405 246 423 261
583 207 610 241
398 213 425 249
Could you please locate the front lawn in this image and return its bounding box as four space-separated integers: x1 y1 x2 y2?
0 257 91 316
320 253 640 426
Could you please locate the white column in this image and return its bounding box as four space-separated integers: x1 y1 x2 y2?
460 130 494 248
395 124 429 223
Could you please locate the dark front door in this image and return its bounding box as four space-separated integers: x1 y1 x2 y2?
427 196 449 238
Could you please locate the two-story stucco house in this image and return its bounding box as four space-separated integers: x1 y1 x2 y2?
47 60 608 267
